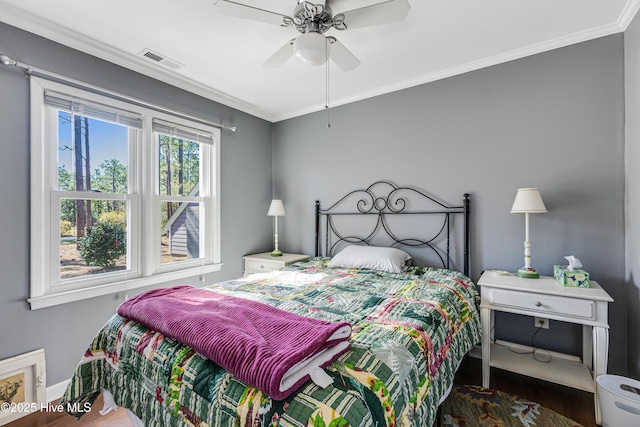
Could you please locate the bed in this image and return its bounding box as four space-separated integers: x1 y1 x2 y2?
61 181 482 427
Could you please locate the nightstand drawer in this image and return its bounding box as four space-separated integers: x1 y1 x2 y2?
245 258 283 272
490 289 594 319
243 253 310 276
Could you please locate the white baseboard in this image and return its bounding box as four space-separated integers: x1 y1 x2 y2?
46 379 70 403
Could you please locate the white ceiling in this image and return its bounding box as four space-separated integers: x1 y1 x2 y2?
0 0 638 122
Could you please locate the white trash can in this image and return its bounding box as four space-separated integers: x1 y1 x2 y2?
597 375 640 427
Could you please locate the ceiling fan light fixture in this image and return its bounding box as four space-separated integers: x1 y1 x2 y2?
293 32 330 66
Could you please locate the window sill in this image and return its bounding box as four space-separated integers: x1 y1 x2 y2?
28 263 223 310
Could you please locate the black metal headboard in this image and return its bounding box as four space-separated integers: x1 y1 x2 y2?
315 181 471 277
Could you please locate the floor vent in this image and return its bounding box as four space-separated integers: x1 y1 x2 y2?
138 48 184 70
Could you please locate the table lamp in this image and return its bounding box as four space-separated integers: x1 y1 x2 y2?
267 199 285 257
511 188 547 278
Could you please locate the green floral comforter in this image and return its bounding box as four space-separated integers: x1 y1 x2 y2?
62 257 481 427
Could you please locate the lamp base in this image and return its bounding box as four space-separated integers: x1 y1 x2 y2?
271 250 283 257
516 267 539 279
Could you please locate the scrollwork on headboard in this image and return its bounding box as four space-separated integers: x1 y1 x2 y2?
315 181 470 276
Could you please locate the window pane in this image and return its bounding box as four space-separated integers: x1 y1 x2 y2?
57 111 129 193
161 200 201 264
59 199 128 280
157 134 200 197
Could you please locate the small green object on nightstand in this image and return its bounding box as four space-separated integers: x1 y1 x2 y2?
271 249 282 257
516 267 539 279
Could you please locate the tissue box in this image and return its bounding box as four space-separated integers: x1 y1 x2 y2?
553 265 590 288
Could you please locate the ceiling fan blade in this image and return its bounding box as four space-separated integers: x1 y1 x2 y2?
214 0 292 26
327 37 360 72
263 39 295 68
327 0 390 15
337 0 411 30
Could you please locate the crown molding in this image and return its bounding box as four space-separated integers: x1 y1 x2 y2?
618 0 640 30
2 0 636 124
273 21 628 122
0 2 271 121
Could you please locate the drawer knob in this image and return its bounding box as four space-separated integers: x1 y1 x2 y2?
535 301 542 307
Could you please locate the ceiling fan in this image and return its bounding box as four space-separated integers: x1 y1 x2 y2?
213 0 411 71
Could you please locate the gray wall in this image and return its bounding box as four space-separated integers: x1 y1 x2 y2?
0 22 274 385
274 34 627 374
625 15 640 380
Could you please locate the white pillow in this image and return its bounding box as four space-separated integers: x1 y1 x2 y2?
327 246 412 274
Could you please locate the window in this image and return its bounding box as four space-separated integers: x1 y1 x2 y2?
30 77 221 309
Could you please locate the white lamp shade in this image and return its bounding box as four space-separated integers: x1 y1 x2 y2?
511 188 547 213
293 32 329 66
267 199 286 216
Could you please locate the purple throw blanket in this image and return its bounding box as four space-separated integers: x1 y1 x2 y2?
117 285 351 400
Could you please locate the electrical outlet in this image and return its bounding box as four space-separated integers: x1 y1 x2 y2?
534 317 549 329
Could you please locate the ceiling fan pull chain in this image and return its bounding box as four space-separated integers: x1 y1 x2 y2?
326 37 331 128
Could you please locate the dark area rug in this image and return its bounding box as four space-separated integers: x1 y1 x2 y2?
438 384 583 427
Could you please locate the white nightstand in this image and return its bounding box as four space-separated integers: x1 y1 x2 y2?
242 252 310 276
477 270 613 424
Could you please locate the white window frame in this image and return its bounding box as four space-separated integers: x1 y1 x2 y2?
29 77 222 310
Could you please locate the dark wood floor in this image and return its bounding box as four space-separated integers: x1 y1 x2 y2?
7 356 596 427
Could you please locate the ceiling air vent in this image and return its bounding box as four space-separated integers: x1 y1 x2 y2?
138 48 184 70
